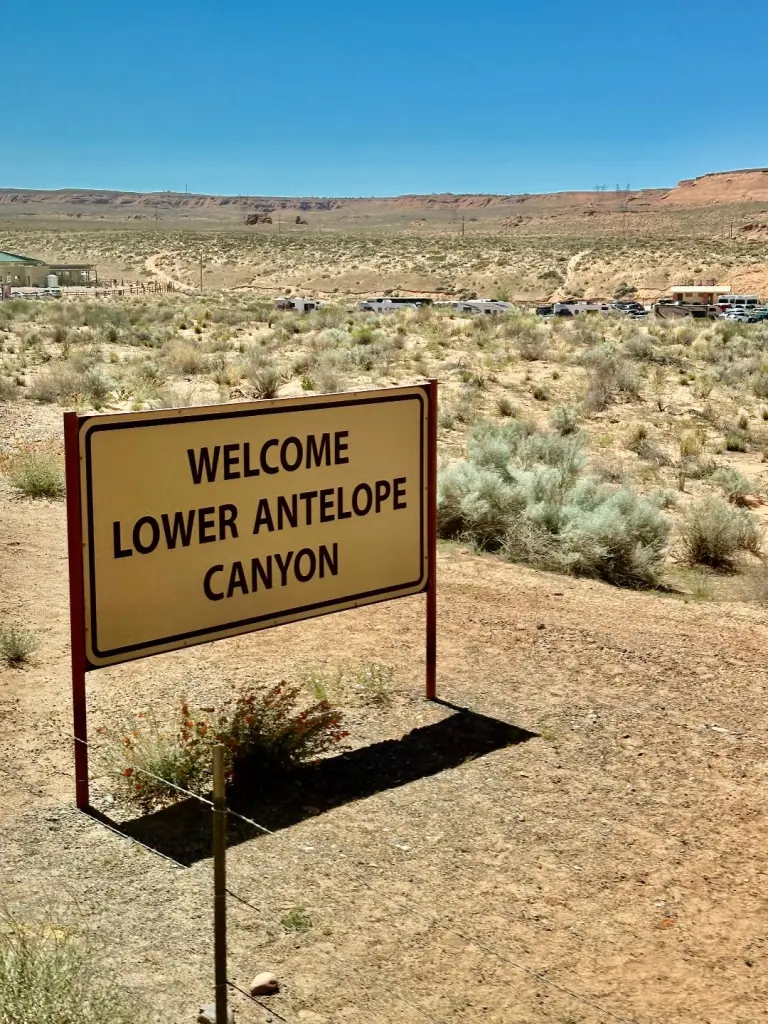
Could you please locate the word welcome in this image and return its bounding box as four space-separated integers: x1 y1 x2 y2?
187 431 349 484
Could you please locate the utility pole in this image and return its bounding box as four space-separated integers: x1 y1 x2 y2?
277 211 282 235
199 253 203 293
461 215 465 238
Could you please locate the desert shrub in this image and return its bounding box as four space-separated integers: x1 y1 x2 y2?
0 623 39 667
304 661 394 707
130 358 167 388
581 345 640 413
724 430 748 452
346 663 394 706
0 377 18 401
680 495 761 568
549 405 579 436
710 467 753 506
52 324 69 345
438 421 669 586
438 460 521 550
496 395 516 417
105 685 347 811
248 365 284 399
27 364 82 404
352 324 378 345
625 424 672 466
149 384 198 409
280 907 312 933
651 489 677 510
678 430 703 459
0 915 143 1024
8 452 65 499
623 333 654 360
82 367 116 409
164 342 207 376
515 330 548 361
752 373 768 399
315 366 346 394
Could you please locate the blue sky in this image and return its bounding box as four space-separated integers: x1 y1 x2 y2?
6 0 768 196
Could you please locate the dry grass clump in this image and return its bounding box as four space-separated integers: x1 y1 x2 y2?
7 452 65 499
0 914 143 1024
680 496 761 568
581 345 640 414
0 623 39 667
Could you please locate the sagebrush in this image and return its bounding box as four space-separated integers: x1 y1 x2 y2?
438 421 670 587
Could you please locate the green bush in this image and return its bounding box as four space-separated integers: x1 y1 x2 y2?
0 623 39 667
549 405 580 436
0 916 143 1024
711 467 752 506
8 453 65 499
438 421 670 587
680 496 761 568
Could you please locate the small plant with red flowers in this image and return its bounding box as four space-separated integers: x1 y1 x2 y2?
100 683 348 811
214 682 349 783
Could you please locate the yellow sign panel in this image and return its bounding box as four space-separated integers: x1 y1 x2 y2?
78 386 428 668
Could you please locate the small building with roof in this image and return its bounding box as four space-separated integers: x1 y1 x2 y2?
0 250 49 287
0 249 97 288
669 284 731 305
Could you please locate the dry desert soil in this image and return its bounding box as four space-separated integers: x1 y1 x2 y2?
1 392 767 1024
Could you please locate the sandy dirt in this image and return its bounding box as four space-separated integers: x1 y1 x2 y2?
2 393 767 1024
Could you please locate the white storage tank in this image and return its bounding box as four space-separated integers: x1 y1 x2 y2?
46 274 59 288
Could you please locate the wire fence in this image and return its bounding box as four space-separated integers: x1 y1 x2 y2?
67 733 639 1024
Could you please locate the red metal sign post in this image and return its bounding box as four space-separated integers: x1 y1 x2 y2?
426 378 438 700
64 411 90 810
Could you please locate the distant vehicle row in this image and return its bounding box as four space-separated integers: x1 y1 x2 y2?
7 287 62 299
535 300 648 319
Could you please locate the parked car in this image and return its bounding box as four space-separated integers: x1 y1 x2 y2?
9 290 25 299
535 305 554 316
748 309 768 323
720 311 750 322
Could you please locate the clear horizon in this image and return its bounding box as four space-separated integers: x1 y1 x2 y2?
6 0 768 197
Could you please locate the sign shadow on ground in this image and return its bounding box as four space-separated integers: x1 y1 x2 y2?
93 704 536 866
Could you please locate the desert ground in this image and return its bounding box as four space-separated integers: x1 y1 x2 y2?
2 177 768 1024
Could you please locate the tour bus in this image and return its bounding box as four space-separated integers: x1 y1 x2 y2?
717 294 759 311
